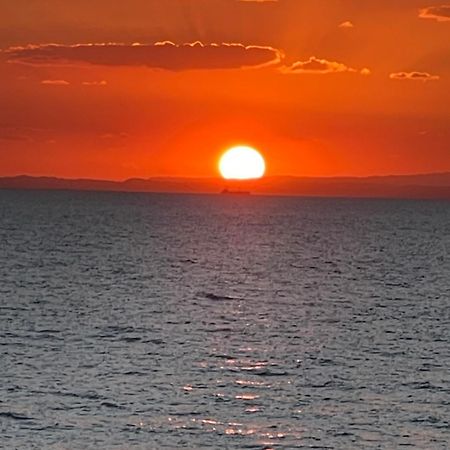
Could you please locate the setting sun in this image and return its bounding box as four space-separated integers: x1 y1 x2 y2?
219 146 266 180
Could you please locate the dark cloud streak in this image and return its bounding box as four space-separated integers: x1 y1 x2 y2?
6 41 283 71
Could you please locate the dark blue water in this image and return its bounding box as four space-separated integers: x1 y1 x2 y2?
1 190 449 449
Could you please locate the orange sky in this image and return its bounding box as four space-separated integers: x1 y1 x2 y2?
0 0 449 179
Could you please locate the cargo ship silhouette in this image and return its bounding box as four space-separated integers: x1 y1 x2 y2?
221 188 251 195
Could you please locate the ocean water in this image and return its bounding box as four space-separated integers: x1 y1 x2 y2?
0 190 449 450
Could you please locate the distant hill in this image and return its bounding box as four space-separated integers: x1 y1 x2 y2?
1 173 450 200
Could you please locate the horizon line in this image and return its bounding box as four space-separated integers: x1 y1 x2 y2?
2 170 450 183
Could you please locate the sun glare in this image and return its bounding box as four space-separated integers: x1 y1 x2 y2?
219 146 266 180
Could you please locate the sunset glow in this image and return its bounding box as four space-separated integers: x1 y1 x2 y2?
0 1 449 185
219 146 266 180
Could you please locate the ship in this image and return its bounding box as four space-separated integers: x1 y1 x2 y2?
221 188 251 195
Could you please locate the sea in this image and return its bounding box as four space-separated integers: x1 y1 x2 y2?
0 190 449 449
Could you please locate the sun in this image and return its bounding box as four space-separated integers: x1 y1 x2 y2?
219 146 266 180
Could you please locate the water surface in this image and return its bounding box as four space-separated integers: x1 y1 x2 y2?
1 191 449 449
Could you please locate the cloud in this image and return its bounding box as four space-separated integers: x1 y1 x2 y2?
419 5 450 22
280 56 370 75
390 71 440 81
101 132 128 139
41 79 70 85
82 80 107 86
0 133 31 142
339 21 354 28
0 126 35 142
7 42 283 71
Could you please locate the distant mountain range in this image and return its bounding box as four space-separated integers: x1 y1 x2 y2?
1 173 450 200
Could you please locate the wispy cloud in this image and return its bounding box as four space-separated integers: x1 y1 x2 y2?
280 56 370 75
419 5 450 22
390 71 440 81
82 80 107 86
41 79 70 85
339 21 354 28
